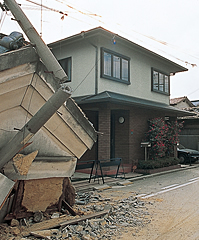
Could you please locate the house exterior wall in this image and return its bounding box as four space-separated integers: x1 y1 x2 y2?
51 40 96 97
51 34 173 105
113 110 129 162
98 104 111 160
172 101 191 109
98 36 171 105
80 102 167 164
49 29 185 167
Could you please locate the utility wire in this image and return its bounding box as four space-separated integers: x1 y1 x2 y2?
54 0 102 18
52 1 198 67
25 0 68 16
0 10 6 30
73 57 100 93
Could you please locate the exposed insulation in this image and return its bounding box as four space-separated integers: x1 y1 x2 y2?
13 151 38 175
22 178 64 212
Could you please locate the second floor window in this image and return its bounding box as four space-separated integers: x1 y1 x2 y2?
101 48 130 84
58 57 72 82
152 68 169 94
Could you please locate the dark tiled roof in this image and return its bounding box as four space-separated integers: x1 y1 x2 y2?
179 106 199 119
74 91 194 117
0 32 25 54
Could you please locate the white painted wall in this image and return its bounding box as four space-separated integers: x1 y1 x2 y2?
51 33 178 105
52 40 96 97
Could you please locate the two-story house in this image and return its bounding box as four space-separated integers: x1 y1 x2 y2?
49 27 191 167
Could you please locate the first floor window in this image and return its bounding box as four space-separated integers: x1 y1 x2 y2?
101 48 130 84
152 68 169 94
58 57 72 82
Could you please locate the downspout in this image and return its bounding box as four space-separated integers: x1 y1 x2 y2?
87 42 98 95
81 31 98 95
94 45 98 95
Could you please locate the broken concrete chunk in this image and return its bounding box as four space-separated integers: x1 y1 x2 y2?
33 211 43 223
13 151 38 175
93 184 111 191
10 219 19 227
118 180 133 186
51 212 60 219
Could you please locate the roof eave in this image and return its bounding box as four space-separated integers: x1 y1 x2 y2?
74 92 194 117
48 26 188 73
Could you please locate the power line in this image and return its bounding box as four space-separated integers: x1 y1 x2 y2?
51 1 198 67
54 0 102 18
187 87 199 97
0 9 6 30
25 0 68 17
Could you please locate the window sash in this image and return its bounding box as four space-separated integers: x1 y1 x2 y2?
58 57 72 81
101 48 130 84
152 68 169 94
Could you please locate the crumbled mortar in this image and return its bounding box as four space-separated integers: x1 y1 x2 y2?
0 190 152 240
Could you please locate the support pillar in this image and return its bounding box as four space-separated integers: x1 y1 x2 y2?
98 106 111 160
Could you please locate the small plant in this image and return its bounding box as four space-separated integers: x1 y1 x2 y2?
138 157 180 169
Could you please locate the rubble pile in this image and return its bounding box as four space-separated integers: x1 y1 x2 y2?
0 191 152 240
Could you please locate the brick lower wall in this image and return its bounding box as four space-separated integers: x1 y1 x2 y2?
114 110 129 163
98 105 111 160
78 103 168 168
129 107 166 164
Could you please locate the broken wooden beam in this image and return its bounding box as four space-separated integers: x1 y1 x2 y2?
22 210 109 236
59 210 109 227
62 200 76 216
4 212 34 221
30 229 59 240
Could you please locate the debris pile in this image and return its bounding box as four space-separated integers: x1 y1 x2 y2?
0 190 152 240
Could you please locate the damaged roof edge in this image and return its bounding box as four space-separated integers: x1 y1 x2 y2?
66 98 97 143
0 46 39 72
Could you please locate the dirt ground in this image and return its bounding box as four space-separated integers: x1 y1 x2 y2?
100 185 199 240
1 184 199 240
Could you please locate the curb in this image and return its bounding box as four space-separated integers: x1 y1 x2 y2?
127 164 199 183
73 164 199 192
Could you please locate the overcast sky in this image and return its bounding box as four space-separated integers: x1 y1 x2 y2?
1 0 199 100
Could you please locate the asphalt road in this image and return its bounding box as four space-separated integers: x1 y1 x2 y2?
101 166 199 239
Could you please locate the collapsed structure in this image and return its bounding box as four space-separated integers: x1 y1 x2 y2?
0 0 97 222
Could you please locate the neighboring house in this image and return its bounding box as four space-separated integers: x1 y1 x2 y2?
170 96 195 109
170 96 199 151
49 27 192 166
